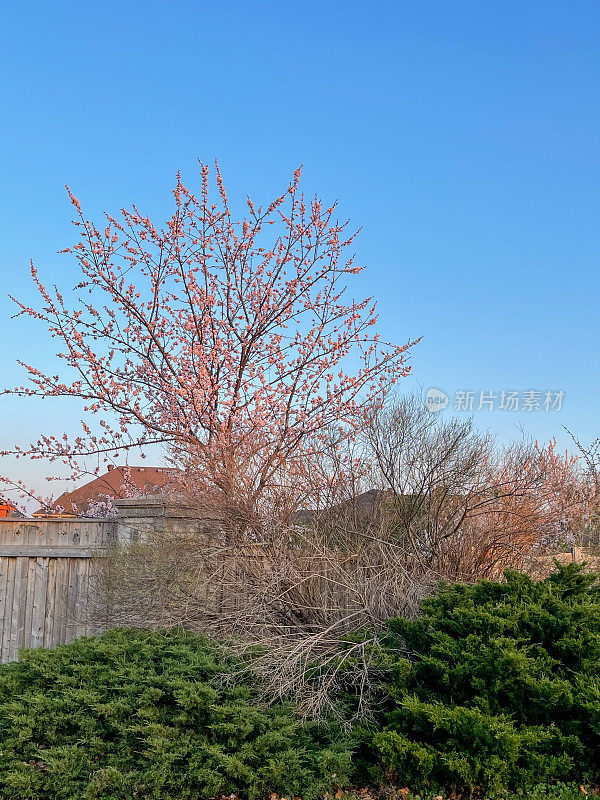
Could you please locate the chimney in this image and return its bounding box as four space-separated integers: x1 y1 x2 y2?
107 464 115 471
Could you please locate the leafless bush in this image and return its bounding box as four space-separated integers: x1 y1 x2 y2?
564 430 600 553
366 395 586 579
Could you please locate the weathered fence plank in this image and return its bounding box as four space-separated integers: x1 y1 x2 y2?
42 558 57 649
1 558 15 662
11 557 28 654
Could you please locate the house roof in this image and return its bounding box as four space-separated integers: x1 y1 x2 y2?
33 466 179 517
292 488 389 524
0 502 24 519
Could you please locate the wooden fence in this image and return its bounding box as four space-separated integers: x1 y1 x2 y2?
0 519 116 663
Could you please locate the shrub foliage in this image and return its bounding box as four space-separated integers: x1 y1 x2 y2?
367 563 600 794
0 629 352 800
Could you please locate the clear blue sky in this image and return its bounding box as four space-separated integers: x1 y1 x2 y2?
1 1 599 493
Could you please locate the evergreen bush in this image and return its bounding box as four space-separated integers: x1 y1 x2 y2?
0 628 352 800
366 563 600 795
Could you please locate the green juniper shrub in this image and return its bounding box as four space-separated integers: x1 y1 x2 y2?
361 563 600 796
340 787 595 800
0 628 353 800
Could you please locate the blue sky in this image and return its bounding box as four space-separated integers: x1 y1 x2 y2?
1 1 599 493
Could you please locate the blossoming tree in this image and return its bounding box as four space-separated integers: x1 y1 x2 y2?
2 165 415 525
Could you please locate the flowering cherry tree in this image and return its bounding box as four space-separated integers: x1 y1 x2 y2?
2 165 415 523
